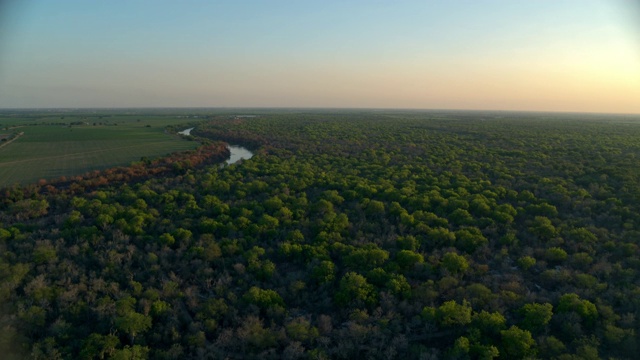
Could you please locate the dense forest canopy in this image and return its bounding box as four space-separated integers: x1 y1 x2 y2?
1 111 639 359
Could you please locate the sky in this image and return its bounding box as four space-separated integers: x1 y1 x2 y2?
0 0 638 113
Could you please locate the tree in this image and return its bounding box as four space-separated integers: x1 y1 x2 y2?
32 243 57 265
335 272 376 307
396 235 419 251
236 315 281 352
150 300 171 317
311 260 336 284
426 227 456 247
19 306 47 335
449 336 470 358
110 345 149 360
472 310 506 338
285 317 319 343
500 326 535 358
516 256 536 270
449 208 474 226
545 247 568 264
385 273 411 299
114 312 152 343
158 233 175 246
529 216 556 239
9 199 49 220
455 227 487 253
364 199 385 216
395 249 424 270
436 300 472 327
243 286 285 310
79 333 119 360
557 293 598 326
0 228 11 241
441 252 469 275
520 303 553 332
344 247 389 271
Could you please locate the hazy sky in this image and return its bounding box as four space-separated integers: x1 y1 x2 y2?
0 0 638 113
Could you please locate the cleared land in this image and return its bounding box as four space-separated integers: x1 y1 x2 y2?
0 113 200 185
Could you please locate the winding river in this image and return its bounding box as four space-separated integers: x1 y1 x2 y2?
178 128 253 165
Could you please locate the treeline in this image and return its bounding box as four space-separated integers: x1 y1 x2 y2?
0 112 639 359
1 142 230 203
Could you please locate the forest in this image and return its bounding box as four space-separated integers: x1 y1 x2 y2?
1 110 639 359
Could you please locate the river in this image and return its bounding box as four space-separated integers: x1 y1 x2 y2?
178 128 253 165
226 145 253 165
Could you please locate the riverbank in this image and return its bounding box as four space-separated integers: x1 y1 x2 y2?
178 127 254 165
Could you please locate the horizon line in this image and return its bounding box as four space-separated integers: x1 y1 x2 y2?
0 106 638 117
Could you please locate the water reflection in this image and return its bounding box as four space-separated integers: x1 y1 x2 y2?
226 145 253 165
178 128 253 165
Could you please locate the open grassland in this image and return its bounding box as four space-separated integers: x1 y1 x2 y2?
0 113 201 185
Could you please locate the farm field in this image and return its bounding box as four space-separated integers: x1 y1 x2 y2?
0 112 201 185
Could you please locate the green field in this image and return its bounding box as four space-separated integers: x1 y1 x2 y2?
0 113 201 185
